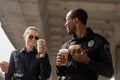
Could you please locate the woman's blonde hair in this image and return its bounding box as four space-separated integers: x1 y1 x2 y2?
23 26 39 36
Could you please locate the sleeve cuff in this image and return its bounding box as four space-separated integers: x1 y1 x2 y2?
36 53 48 62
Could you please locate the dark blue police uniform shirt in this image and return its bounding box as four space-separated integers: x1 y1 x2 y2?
56 27 114 80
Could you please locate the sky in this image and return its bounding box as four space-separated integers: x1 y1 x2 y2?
0 22 15 62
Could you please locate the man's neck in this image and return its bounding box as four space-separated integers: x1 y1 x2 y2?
76 26 87 38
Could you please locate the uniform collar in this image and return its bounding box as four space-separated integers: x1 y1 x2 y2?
72 27 94 41
19 47 37 54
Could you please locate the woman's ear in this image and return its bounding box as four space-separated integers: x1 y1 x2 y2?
22 35 24 38
22 35 26 40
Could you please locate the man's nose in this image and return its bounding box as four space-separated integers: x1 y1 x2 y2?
64 21 68 27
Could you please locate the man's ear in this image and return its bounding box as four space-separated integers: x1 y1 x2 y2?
73 17 79 24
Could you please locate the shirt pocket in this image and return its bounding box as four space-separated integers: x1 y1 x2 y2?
85 46 100 61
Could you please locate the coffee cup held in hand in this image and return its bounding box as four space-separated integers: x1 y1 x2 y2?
37 39 46 54
58 49 69 66
69 45 81 54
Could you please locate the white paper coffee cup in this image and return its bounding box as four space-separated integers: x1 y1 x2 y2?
59 49 69 66
37 39 46 54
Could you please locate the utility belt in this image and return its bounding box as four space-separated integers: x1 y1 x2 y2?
57 76 94 80
13 73 24 80
57 76 69 80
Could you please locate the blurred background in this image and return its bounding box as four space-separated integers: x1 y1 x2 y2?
0 0 120 80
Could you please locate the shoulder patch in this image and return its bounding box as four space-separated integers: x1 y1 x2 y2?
104 44 110 55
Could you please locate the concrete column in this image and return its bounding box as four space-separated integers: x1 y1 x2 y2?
115 45 120 80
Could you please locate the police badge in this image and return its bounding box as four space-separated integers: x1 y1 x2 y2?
88 40 94 48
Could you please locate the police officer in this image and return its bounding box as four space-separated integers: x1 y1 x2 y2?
56 8 114 80
1 26 51 80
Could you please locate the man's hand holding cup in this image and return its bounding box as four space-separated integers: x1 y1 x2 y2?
56 49 69 66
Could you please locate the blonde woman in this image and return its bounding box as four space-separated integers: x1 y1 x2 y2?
1 26 51 80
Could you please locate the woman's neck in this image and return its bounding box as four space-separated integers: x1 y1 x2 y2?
26 46 34 52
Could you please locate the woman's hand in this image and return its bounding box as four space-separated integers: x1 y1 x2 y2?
0 61 9 73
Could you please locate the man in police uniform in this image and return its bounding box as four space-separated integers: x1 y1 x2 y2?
56 8 114 80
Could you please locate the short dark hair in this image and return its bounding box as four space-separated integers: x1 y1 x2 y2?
70 8 88 25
